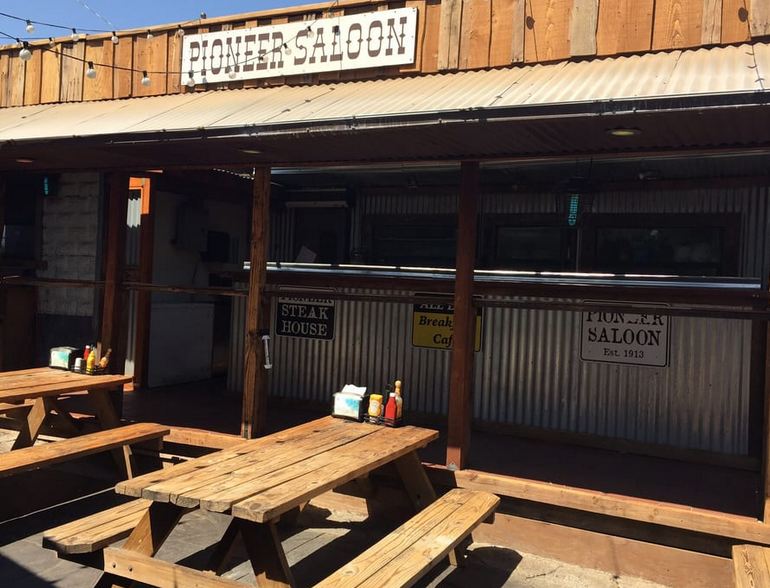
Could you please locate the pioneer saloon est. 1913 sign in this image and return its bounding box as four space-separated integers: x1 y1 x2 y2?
276 298 335 341
181 8 417 84
580 304 670 367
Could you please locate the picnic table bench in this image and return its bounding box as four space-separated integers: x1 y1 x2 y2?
42 416 499 587
0 367 146 477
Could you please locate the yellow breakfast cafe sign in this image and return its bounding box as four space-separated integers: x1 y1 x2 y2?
412 302 483 352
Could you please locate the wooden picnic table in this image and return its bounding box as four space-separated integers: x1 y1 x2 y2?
0 367 132 450
106 416 439 587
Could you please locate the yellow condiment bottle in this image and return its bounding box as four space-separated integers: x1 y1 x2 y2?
368 394 383 418
86 349 96 374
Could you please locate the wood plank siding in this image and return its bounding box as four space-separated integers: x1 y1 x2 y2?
0 0 767 107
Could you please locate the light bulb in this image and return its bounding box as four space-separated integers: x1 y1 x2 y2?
146 30 153 40
306 27 315 40
111 32 119 45
186 72 195 88
85 62 96 79
48 37 55 48
19 44 32 62
201 75 208 84
176 27 185 37
283 43 292 56
141 71 151 87
71 29 80 42
228 69 237 80
25 20 35 34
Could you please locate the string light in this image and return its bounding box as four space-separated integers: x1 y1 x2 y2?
111 31 119 44
146 30 153 40
283 42 292 56
306 25 315 40
48 37 55 47
18 41 31 61
85 61 96 78
176 26 185 37
140 70 151 86
71 28 80 42
25 20 34 34
186 71 195 88
228 69 237 80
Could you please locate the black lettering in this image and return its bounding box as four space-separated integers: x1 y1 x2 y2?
225 36 240 73
294 29 308 65
256 32 270 70
385 16 408 56
210 39 224 74
310 27 327 63
243 34 255 72
271 32 285 69
587 327 597 342
648 330 661 346
368 21 383 57
347 24 363 59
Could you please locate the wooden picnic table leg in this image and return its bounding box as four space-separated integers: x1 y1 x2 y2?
394 450 468 567
94 501 184 588
87 388 135 478
239 519 296 588
11 397 49 449
205 519 242 575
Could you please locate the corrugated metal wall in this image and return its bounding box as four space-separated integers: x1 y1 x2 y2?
229 185 770 455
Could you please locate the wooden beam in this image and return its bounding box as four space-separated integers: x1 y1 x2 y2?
437 0 463 70
511 0 526 63
446 161 479 471
241 167 271 439
476 511 733 588
570 0 600 56
100 173 130 369
427 465 770 544
750 0 770 37
702 0 724 44
132 177 154 389
763 309 770 523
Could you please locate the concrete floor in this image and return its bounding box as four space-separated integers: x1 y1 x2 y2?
0 428 666 588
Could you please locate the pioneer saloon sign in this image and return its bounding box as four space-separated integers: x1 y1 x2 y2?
580 305 670 367
276 298 335 341
181 8 417 84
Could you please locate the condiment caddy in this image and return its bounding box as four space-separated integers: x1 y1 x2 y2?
367 379 404 427
72 345 112 375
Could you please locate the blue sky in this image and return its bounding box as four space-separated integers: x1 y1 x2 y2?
0 1 298 41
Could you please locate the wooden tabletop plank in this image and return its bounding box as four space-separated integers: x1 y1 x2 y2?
232 426 438 523
0 367 57 378
195 425 401 512
734 544 770 588
145 419 377 507
116 417 344 497
0 375 132 403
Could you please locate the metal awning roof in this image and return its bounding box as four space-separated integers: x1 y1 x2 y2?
1 42 769 170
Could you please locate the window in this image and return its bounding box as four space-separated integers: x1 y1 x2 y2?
582 214 739 277
368 215 456 267
483 215 575 271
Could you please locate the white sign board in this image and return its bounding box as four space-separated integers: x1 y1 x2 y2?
181 8 417 84
580 304 670 367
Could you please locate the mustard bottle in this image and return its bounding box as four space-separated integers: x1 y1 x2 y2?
86 349 96 374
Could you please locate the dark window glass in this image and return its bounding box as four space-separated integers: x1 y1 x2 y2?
494 226 569 271
371 222 456 267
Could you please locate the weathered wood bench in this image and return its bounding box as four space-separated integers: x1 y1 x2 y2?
733 544 770 587
315 488 499 588
0 422 169 479
43 499 153 556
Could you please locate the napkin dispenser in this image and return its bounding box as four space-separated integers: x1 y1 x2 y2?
332 385 368 422
49 346 81 370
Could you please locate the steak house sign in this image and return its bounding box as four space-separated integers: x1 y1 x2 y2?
181 8 417 84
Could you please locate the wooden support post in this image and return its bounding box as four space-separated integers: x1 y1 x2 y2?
133 177 154 389
100 173 130 369
446 161 479 471
241 167 271 439
762 299 770 522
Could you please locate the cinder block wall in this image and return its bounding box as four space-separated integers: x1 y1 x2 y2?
36 172 101 360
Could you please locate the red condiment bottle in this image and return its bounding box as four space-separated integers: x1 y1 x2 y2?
384 392 397 424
